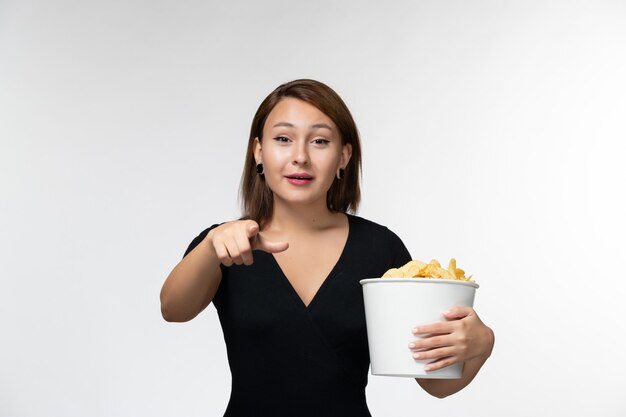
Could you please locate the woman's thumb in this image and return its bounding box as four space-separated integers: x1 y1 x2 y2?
254 234 289 254
261 240 289 254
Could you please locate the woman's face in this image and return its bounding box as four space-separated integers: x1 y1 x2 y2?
255 97 351 210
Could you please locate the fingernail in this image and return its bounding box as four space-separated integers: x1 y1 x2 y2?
413 353 421 359
412 327 420 334
424 364 432 371
409 342 416 348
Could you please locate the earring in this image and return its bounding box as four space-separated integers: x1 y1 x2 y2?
336 167 345 180
256 163 264 175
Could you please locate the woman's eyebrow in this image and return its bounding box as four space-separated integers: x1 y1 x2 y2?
272 122 294 128
271 122 333 130
311 123 333 130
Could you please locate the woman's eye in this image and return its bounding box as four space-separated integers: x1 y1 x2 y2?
312 138 330 145
273 136 290 143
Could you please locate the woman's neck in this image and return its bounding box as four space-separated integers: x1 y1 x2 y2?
265 199 344 233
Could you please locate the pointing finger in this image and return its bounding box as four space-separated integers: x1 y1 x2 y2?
246 221 259 239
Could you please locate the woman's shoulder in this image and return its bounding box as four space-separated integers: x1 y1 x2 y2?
345 214 411 264
183 223 222 257
346 214 402 239
347 213 392 231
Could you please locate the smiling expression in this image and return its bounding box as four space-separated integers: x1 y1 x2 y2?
255 98 352 209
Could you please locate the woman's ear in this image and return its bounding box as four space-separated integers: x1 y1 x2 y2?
340 143 352 168
254 137 262 164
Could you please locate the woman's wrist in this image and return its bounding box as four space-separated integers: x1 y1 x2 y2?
480 326 495 360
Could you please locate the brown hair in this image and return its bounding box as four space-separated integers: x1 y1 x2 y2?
240 79 362 226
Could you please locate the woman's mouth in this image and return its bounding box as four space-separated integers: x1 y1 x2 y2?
285 173 314 185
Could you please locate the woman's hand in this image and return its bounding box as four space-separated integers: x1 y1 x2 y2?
409 306 494 373
208 220 289 266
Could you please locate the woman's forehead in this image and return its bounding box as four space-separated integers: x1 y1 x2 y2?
265 98 336 130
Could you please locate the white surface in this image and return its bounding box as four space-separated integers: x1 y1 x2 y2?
361 278 477 378
1 1 625 416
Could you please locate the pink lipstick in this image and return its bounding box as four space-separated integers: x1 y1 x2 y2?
285 172 314 186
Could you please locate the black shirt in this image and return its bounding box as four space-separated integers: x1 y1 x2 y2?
184 214 411 417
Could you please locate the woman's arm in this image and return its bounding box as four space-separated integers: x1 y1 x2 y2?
412 307 495 398
160 220 289 322
160 231 223 322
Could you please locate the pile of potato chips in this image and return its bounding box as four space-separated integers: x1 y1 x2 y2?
382 258 473 281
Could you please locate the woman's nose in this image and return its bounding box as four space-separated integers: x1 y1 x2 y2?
292 141 309 165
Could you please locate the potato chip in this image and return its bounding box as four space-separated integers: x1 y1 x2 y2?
428 259 441 268
382 258 473 281
382 268 405 278
399 260 426 277
448 258 457 278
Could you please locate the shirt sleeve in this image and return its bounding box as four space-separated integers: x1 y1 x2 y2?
183 224 221 258
182 223 227 307
385 227 412 268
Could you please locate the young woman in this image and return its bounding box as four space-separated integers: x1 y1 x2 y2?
160 79 494 416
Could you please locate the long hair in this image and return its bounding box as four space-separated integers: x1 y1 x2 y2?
240 79 362 227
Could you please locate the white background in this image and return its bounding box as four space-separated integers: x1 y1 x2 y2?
1 1 625 416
